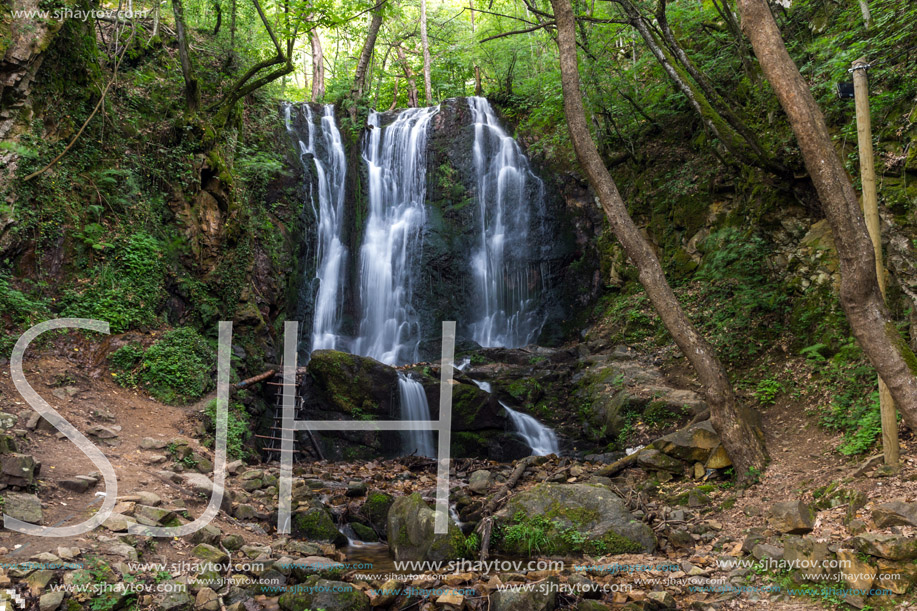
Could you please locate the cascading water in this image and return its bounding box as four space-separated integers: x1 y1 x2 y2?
501 402 559 456
468 96 547 349
398 373 435 458
284 102 348 354
470 378 558 456
354 107 438 366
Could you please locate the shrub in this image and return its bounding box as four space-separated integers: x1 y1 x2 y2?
109 343 145 387
203 399 252 460
138 327 214 404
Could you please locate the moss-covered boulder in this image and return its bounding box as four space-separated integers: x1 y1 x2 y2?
493 483 655 556
360 491 394 535
387 493 465 562
650 420 721 463
308 350 399 416
278 577 369 611
291 506 348 546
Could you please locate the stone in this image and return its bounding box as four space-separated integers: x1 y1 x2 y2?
490 577 556 611
0 412 18 429
59 477 91 493
369 578 402 607
39 591 64 611
25 569 55 592
104 542 138 562
195 587 220 611
239 469 263 481
636 449 684 474
158 587 194 611
141 437 170 450
752 543 784 561
853 534 917 561
135 505 177 527
871 500 917 528
88 425 119 439
226 460 244 474
836 549 876 591
346 480 367 497
234 504 257 520
436 589 465 608
493 483 655 555
704 445 732 469
387 493 465 562
468 470 494 494
130 491 161 506
193 543 229 566
646 591 676 608
782 536 836 582
222 534 244 550
668 529 694 549
652 421 720 463
291 506 348 546
1 453 38 486
278 578 370 611
241 478 263 492
190 524 222 546
876 559 917 595
3 492 42 523
693 463 705 479
360 491 394 534
767 500 815 534
350 522 379 542
103 513 137 532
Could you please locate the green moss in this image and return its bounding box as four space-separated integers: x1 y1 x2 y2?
887 321 917 377
350 522 379 542
292 507 347 546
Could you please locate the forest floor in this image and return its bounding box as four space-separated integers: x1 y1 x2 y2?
2 340 917 611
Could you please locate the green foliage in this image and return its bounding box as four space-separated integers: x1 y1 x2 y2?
62 232 166 333
753 378 783 407
109 343 145 387
500 512 553 555
204 399 252 460
0 273 52 356
137 327 215 404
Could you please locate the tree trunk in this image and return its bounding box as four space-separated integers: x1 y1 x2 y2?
469 0 482 95
388 78 400 111
738 0 917 430
550 0 768 479
310 31 325 102
420 0 433 103
396 45 419 107
172 0 200 112
230 0 236 46
351 7 383 100
212 0 222 35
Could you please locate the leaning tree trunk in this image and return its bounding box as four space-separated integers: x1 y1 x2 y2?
420 0 433 103
172 0 200 112
310 31 325 102
396 45 419 107
550 0 768 479
738 0 917 429
350 8 383 100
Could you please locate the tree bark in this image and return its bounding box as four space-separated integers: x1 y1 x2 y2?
172 0 200 112
388 77 400 111
396 44 419 107
738 0 917 430
310 31 325 102
551 0 768 480
420 0 433 103
212 0 222 35
351 7 384 100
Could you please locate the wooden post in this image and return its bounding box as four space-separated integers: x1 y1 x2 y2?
852 57 899 468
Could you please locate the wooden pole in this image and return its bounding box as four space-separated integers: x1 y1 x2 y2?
852 57 899 468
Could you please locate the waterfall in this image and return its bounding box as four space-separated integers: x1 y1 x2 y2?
284 102 348 354
468 96 547 349
470 377 558 456
501 402 559 456
398 373 435 458
354 107 438 366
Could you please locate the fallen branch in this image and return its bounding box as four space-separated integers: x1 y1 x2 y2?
233 369 276 389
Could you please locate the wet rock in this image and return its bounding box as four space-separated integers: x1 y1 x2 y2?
493 483 655 555
291 507 348 546
360 491 394 534
387 493 464 562
767 500 815 534
872 500 917 528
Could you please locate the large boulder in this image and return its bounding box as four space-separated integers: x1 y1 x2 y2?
853 534 917 561
493 483 655 556
872 501 917 528
1 453 39 487
651 421 721 463
387 493 465 562
308 350 399 416
360 491 394 535
2 492 42 523
767 501 815 534
490 577 557 611
291 506 348 547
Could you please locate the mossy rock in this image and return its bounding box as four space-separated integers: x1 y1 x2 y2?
386 493 465 562
493 483 655 556
278 577 370 611
350 522 379 542
291 507 348 546
307 350 398 416
360 491 394 535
